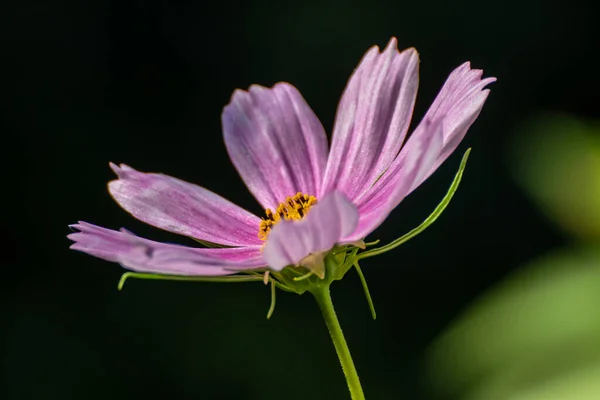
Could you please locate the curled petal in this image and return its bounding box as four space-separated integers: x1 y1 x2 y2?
222 83 329 210
68 222 265 276
108 164 262 247
322 38 420 201
262 192 358 271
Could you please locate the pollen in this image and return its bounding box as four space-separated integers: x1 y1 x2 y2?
258 192 317 241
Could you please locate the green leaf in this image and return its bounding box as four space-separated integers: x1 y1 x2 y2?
354 261 376 320
118 272 265 290
357 148 471 260
266 279 277 319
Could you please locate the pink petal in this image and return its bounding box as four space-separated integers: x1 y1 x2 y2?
222 83 329 210
348 63 495 240
262 191 358 271
408 62 495 186
108 164 262 247
68 222 265 276
322 38 420 201
345 118 445 241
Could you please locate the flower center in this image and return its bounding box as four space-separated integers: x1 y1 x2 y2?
258 192 317 241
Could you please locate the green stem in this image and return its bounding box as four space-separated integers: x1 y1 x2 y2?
312 286 365 400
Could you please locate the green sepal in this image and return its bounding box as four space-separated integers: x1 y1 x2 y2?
271 266 319 295
330 246 360 282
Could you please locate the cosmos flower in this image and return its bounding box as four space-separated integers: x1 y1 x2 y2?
68 38 494 279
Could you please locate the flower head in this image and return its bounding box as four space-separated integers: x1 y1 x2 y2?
69 38 494 285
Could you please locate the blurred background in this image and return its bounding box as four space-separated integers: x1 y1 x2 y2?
2 0 598 399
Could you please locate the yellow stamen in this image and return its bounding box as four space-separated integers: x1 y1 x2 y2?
258 192 317 241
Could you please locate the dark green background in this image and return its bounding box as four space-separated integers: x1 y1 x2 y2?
2 0 597 399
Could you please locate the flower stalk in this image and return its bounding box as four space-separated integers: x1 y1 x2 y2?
312 285 365 400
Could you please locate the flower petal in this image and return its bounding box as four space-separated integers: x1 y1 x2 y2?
262 191 358 271
108 164 262 247
68 222 265 276
222 83 329 210
348 63 495 240
410 62 495 185
322 38 420 201
345 118 445 241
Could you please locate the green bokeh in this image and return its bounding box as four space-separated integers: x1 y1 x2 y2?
424 115 600 399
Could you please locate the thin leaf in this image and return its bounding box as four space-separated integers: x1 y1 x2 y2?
118 272 264 290
354 261 376 320
266 279 276 319
357 148 471 260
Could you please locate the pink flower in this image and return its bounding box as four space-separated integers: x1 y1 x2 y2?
68 38 494 278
